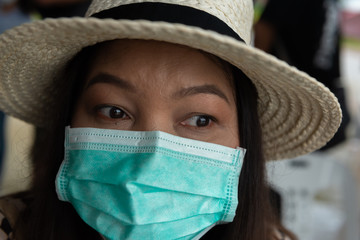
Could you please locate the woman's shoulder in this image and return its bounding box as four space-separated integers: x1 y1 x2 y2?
0 194 27 240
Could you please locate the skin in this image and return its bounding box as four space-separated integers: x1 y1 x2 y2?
71 40 240 148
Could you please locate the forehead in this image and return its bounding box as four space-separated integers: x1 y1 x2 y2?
86 39 234 91
91 39 224 69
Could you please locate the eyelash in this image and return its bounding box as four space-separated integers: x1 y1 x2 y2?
180 114 216 128
94 105 217 129
95 105 130 120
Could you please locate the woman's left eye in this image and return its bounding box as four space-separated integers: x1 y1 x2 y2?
181 115 214 128
96 106 129 119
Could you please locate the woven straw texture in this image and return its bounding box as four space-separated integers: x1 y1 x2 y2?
0 0 341 160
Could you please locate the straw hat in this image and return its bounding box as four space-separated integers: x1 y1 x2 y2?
0 0 341 160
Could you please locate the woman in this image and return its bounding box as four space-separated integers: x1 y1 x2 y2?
0 0 341 239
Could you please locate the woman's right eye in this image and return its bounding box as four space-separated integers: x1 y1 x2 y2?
95 106 129 119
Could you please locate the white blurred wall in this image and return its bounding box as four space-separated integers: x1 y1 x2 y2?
0 116 33 196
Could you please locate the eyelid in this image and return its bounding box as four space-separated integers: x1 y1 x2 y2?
94 104 130 119
94 104 123 110
180 114 217 128
189 113 217 122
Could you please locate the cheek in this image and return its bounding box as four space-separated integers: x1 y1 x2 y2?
70 102 86 127
219 112 240 148
215 93 240 148
70 96 95 128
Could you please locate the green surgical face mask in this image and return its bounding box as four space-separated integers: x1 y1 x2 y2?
56 127 245 240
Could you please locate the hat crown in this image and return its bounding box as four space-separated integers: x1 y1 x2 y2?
86 0 254 44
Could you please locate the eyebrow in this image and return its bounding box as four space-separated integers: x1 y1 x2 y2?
86 73 230 103
85 73 136 92
173 84 230 104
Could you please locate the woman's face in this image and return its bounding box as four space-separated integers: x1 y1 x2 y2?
71 40 239 148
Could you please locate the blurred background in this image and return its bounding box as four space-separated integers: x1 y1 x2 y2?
0 0 360 239
254 0 360 239
0 0 91 197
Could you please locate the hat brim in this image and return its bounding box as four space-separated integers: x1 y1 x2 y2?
0 17 342 160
